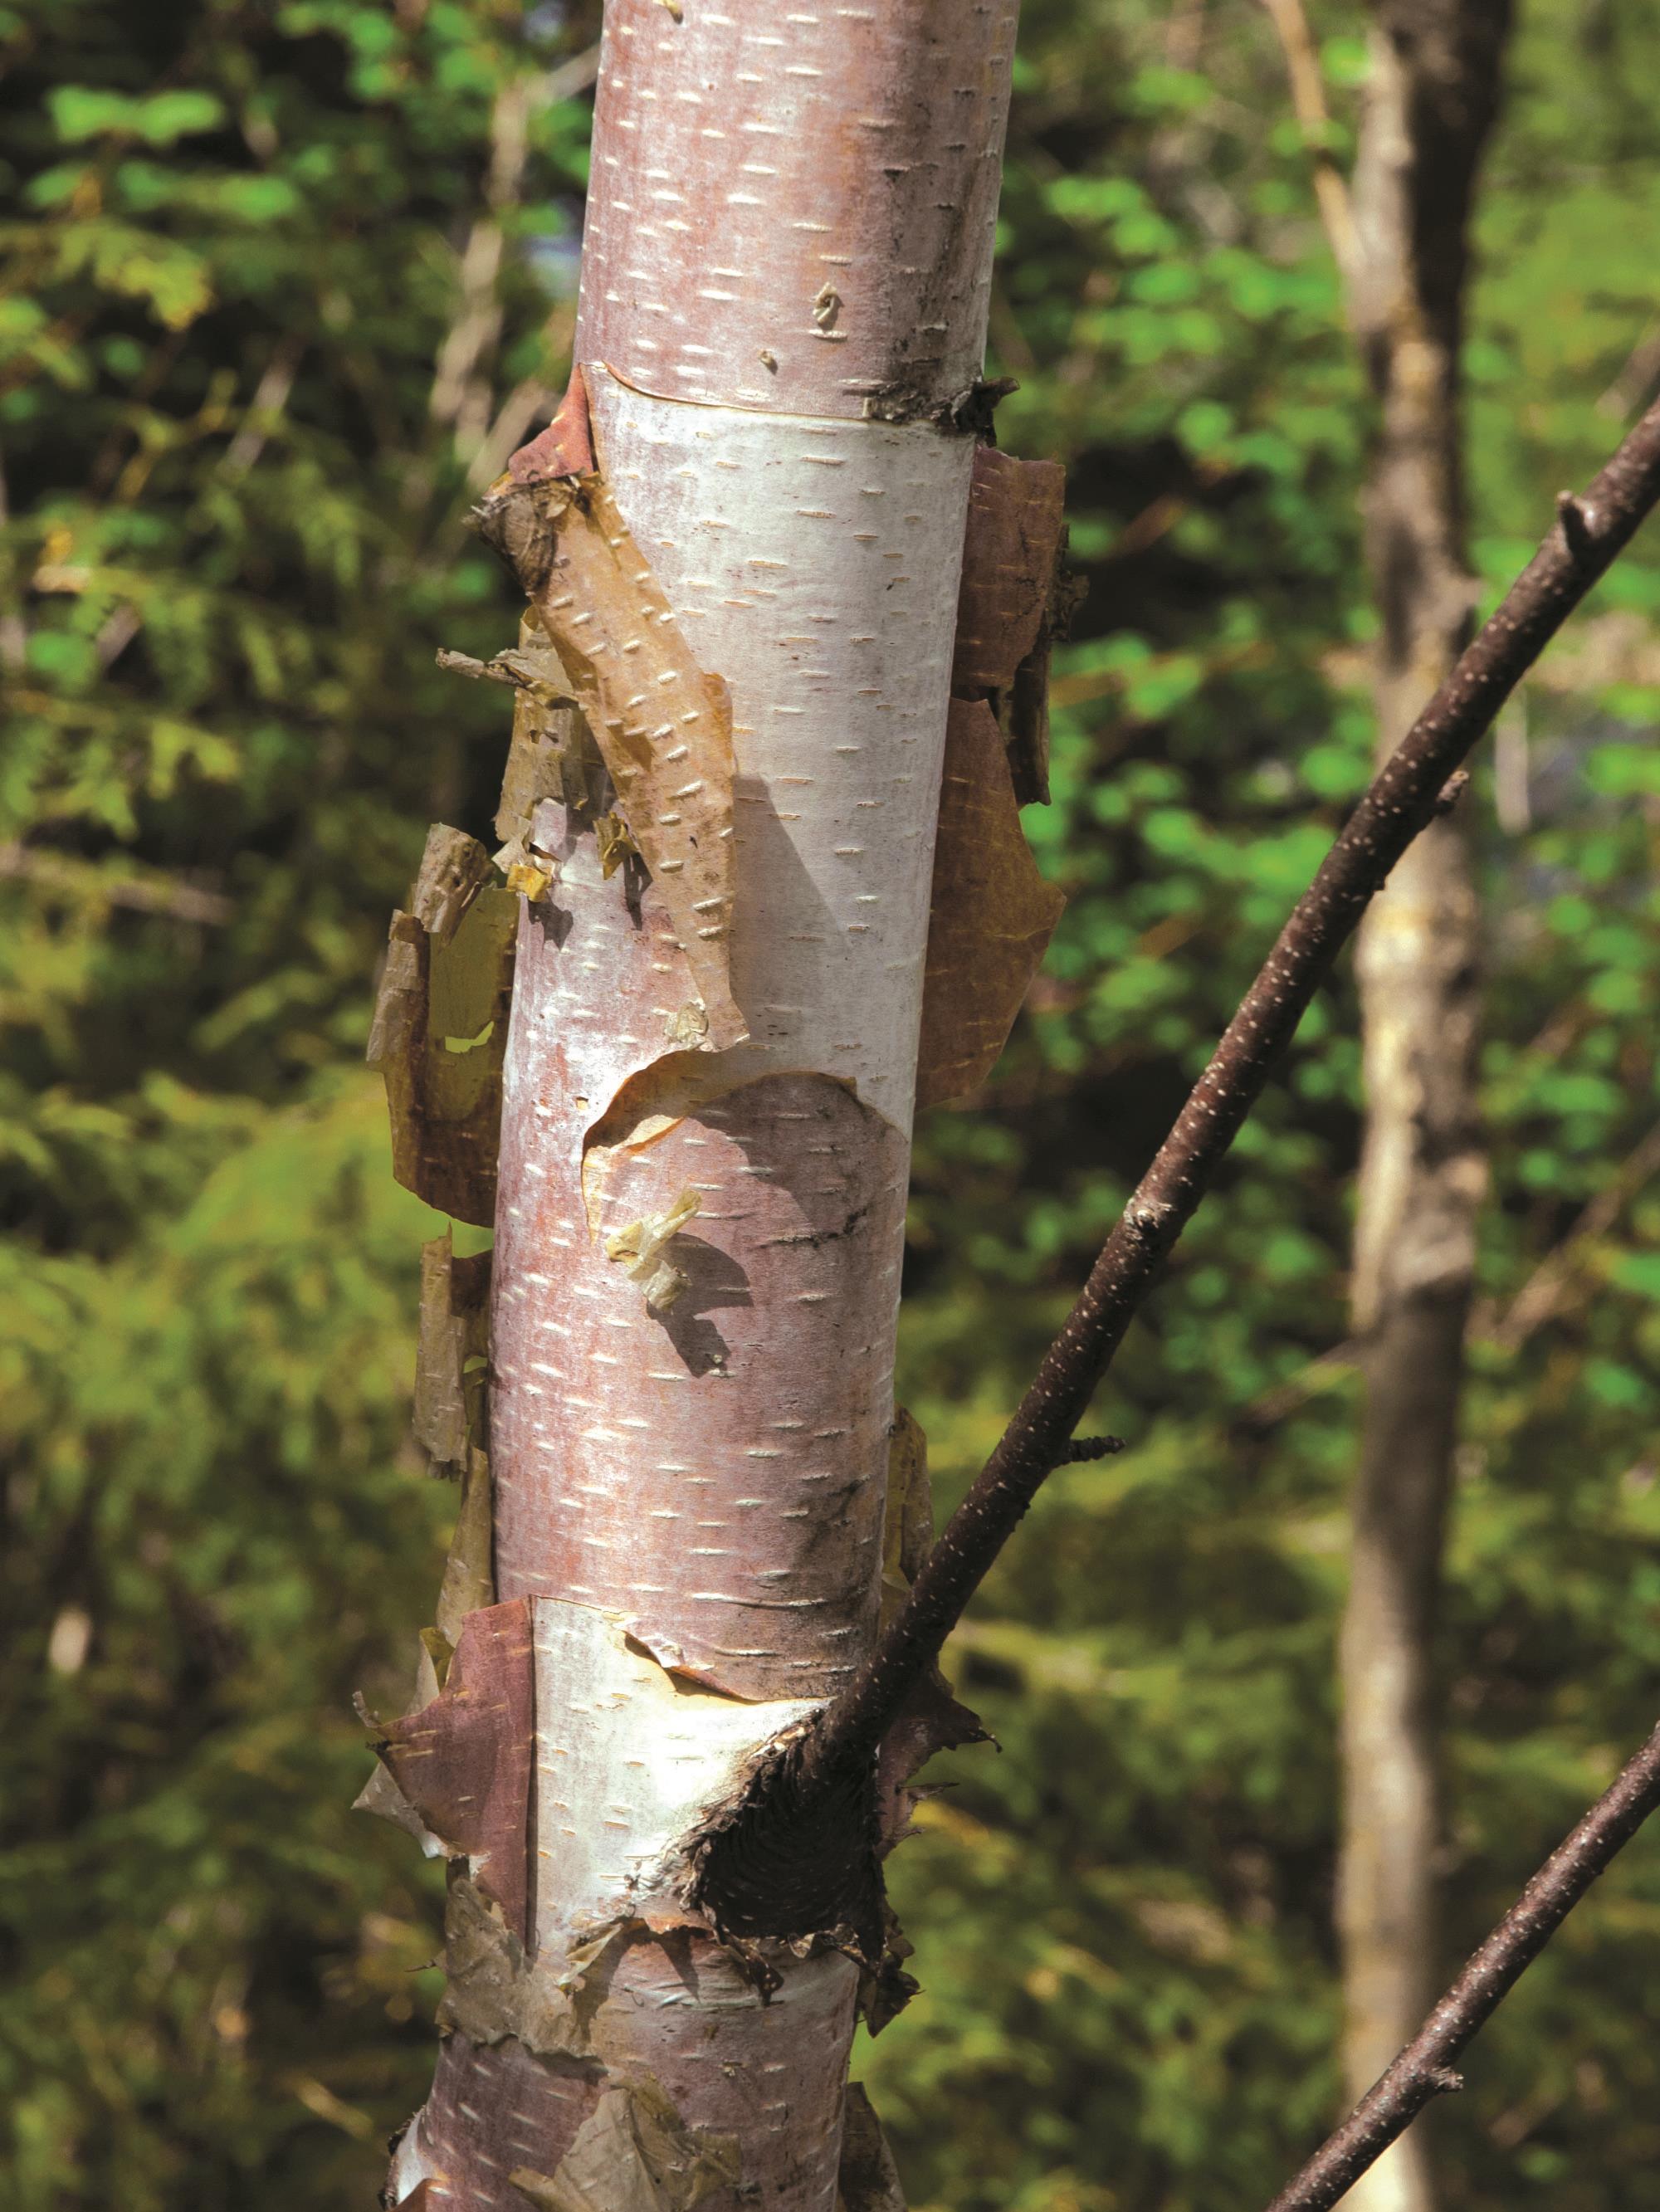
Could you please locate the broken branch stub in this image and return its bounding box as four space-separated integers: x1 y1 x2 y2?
473 446 745 1052
368 824 516 1228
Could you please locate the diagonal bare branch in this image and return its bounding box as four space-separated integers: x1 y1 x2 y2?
796 389 1660 1790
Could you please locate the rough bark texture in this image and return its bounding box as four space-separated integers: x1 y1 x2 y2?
1340 10 1510 2209
369 7 1068 2208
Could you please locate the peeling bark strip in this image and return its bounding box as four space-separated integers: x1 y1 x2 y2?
383 6 1029 2207
951 444 1070 805
915 699 1066 1111
477 435 746 1051
415 1235 491 1474
369 824 517 1228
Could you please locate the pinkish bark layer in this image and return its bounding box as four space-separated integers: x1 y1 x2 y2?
578 0 1019 418
490 808 908 1700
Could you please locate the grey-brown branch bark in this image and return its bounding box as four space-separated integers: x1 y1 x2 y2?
774 385 1660 1799
1338 11 1510 2205
1262 1716 1660 2212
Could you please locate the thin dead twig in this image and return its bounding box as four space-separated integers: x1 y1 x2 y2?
1257 0 1362 295
1262 1717 1660 2210
1487 1120 1660 1352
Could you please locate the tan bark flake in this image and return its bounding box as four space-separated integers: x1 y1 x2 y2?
414 1234 491 1474
476 448 745 1051
915 698 1067 1112
508 2078 740 2212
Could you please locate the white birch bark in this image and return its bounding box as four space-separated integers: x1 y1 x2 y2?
378 7 1031 2207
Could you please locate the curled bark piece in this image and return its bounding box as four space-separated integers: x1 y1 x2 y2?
354 1448 497 1849
474 454 745 1050
879 1409 934 1636
951 448 1067 697
494 617 589 881
915 698 1067 1112
373 1599 535 1941
414 1235 491 1474
509 366 596 486
508 2077 741 2212
950 446 1071 808
837 2085 906 2212
604 1188 701 1315
434 1448 496 1641
369 825 517 1228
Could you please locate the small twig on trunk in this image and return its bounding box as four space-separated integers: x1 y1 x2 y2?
798 390 1660 1788
1262 1717 1660 2211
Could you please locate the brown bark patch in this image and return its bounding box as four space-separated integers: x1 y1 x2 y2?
837 2085 906 2212
950 445 1072 808
915 698 1067 1111
415 1234 491 1474
374 1599 535 1941
951 447 1067 696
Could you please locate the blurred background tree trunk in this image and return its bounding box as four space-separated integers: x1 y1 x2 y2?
1339 7 1511 2209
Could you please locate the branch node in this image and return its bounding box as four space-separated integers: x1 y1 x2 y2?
1425 2066 1465 2096
1057 1436 1125 1464
1433 769 1470 816
1556 488 1592 555
1129 1199 1176 1239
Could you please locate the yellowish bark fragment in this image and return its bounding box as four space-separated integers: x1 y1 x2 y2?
603 1187 701 1314
915 699 1067 1112
368 824 516 1227
436 1876 618 2058
509 2078 740 2212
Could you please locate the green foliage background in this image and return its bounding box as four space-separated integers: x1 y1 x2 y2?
2 2 1658 2207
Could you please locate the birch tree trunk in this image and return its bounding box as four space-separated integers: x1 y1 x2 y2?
1339 9 1510 2209
362 7 1068 2207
